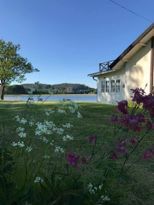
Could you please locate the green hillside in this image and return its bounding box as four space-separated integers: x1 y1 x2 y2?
6 83 96 94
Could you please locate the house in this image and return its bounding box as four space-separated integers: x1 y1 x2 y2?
89 23 154 104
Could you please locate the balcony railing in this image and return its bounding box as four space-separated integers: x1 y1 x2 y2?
99 60 114 72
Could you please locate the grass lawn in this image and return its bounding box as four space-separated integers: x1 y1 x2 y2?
0 101 153 205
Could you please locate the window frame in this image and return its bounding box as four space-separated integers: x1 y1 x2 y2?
101 80 106 93
105 80 110 93
116 79 121 92
111 80 115 92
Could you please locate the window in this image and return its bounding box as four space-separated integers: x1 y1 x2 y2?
116 79 121 92
101 80 105 93
111 80 115 92
101 80 110 93
106 81 110 92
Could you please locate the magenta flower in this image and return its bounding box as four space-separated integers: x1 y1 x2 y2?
146 120 154 130
143 94 154 117
88 135 97 145
81 156 89 164
111 115 118 123
110 152 118 160
116 139 128 155
66 152 80 167
129 137 138 145
143 149 154 160
117 100 128 114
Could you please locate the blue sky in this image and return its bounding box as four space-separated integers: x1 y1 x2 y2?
0 0 154 88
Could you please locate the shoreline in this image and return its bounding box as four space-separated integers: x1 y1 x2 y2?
5 93 97 96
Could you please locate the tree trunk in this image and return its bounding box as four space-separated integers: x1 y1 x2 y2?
0 84 5 100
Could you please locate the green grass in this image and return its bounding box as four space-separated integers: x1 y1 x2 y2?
0 101 153 205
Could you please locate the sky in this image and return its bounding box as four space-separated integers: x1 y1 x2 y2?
0 0 154 88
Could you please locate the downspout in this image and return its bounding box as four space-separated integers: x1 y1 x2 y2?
150 37 154 94
92 76 98 101
92 76 97 81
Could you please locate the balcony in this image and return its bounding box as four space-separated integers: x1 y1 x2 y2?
99 60 114 72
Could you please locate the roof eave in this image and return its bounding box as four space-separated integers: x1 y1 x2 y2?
88 69 116 77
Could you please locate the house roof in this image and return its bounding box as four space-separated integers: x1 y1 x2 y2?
89 23 154 77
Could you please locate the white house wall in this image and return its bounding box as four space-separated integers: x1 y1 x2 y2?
97 40 152 104
97 69 125 104
124 40 151 99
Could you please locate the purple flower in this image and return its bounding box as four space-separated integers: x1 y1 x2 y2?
142 94 154 117
119 114 145 132
117 100 128 114
66 152 80 167
88 135 97 145
131 88 145 104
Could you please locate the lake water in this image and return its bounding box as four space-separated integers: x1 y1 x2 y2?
4 94 97 102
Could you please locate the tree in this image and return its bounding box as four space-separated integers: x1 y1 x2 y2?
0 40 38 100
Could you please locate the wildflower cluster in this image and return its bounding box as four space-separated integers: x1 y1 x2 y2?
131 88 154 118
111 88 154 163
87 183 110 204
87 183 104 194
11 102 83 166
111 137 138 160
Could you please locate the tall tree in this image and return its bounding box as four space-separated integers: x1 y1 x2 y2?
0 40 38 100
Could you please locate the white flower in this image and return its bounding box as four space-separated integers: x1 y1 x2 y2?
18 132 26 138
77 112 82 118
41 136 48 144
54 146 64 153
25 146 32 152
55 128 64 135
45 111 50 116
24 202 32 205
15 115 20 122
88 183 96 194
50 140 54 146
20 118 27 125
98 184 103 190
16 127 25 133
35 121 54 136
87 183 98 194
29 121 34 126
73 103 78 110
45 110 55 116
17 141 25 148
11 142 18 147
62 123 73 128
43 155 50 159
68 106 76 113
63 135 74 141
100 195 110 201
12 141 25 148
44 121 55 129
57 109 66 114
88 183 93 189
34 176 44 183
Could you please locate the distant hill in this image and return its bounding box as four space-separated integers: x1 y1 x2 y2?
6 83 96 95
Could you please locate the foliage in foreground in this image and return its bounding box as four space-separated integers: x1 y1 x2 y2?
0 89 154 205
